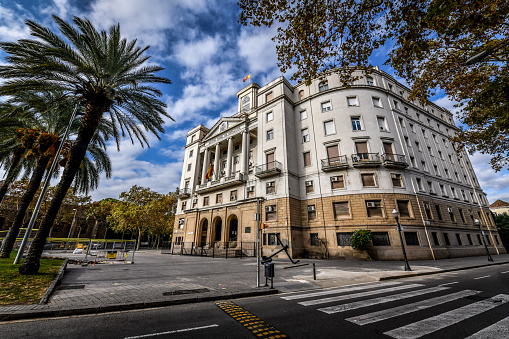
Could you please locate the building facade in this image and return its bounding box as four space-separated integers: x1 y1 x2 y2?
172 68 506 260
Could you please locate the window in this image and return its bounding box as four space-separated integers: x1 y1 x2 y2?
222 161 227 169
331 175 345 189
444 233 450 245
434 165 440 176
203 196 209 206
448 207 456 222
234 156 239 164
416 113 421 121
366 77 374 85
397 200 411 218
377 116 388 131
267 233 280 245
409 123 415 133
421 161 427 171
439 184 446 196
216 193 222 204
459 209 466 223
181 201 186 210
435 205 443 220
299 90 305 100
266 111 273 122
415 141 421 151
393 100 400 110
187 164 192 171
230 190 237 201
266 129 274 140
333 201 350 219
431 232 440 246
372 232 391 246
405 232 420 246
266 91 273 102
467 234 473 245
247 186 255 198
424 202 433 219
245 227 251 234
416 178 424 191
388 84 393 91
445 168 450 179
189 150 193 157
301 128 310 143
266 181 275 194
308 205 316 221
438 150 444 160
300 110 307 120
372 97 382 107
366 200 383 217
310 233 320 246
337 232 352 246
391 173 403 187
265 205 276 221
321 101 332 112
351 117 362 131
324 120 336 135
192 199 197 208
361 173 377 187
191 135 195 143
318 81 328 92
428 181 434 194
305 180 314 194
179 218 185 229
347 96 358 106
422 129 428 138
404 106 409 114
410 156 416 167
242 95 250 111
300 151 311 167
398 117 405 128
455 234 463 246
428 146 433 156
266 152 274 169
404 136 410 146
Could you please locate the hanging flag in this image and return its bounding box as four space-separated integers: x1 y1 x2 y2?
205 160 214 179
243 73 251 82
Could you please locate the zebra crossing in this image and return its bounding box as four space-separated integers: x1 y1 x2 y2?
280 281 509 338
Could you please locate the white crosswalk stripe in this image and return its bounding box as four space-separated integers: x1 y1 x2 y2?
346 289 481 325
384 294 509 339
298 283 424 306
318 286 451 314
465 315 509 338
280 281 403 300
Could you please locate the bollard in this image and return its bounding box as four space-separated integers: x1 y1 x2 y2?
213 246 215 258
313 263 316 280
240 242 243 259
225 245 228 259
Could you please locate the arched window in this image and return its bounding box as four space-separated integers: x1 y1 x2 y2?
299 90 305 100
318 80 328 92
367 77 374 86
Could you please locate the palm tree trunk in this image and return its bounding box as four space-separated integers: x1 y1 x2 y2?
0 148 25 205
136 228 141 251
0 155 50 258
19 112 101 275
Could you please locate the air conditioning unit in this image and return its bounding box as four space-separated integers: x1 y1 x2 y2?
231 196 237 201
379 126 386 131
266 206 274 212
308 205 316 212
179 219 185 225
331 176 340 182
267 182 274 187
366 202 376 208
352 155 359 162
447 207 453 213
192 198 198 203
305 181 313 186
247 186 254 192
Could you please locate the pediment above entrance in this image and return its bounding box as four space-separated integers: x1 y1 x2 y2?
201 117 247 148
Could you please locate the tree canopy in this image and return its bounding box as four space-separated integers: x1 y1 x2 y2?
239 0 509 170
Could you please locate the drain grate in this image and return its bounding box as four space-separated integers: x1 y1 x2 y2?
59 284 86 290
162 288 209 296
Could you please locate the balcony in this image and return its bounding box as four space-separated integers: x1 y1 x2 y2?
177 187 191 198
321 155 349 172
382 153 409 169
255 160 282 178
351 153 381 168
196 172 247 193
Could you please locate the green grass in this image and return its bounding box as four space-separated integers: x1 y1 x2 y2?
0 253 64 305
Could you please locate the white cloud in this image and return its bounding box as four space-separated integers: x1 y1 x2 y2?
173 35 222 69
238 26 279 75
470 152 509 203
0 5 32 41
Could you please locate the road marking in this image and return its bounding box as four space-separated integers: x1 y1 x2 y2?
501 271 509 274
346 290 481 325
318 286 450 314
384 294 509 339
124 324 219 339
216 301 288 339
439 282 459 286
281 281 403 300
474 275 491 280
299 284 424 306
464 315 509 338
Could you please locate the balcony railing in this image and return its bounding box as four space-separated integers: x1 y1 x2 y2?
255 160 282 178
195 172 247 193
351 153 381 167
177 187 191 198
321 155 349 171
382 153 408 168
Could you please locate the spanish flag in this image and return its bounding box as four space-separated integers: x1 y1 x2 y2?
243 73 251 82
205 161 214 180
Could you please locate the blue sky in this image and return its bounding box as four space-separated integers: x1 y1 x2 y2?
0 0 508 203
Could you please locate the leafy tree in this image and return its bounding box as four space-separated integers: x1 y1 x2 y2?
85 198 118 239
146 191 178 248
494 213 509 250
239 0 509 169
0 16 172 274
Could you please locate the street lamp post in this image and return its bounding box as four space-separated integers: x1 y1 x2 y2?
67 208 78 239
392 209 411 271
475 218 493 262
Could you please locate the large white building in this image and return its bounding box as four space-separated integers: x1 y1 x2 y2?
172 67 506 260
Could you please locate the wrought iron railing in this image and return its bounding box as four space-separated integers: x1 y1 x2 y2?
164 241 256 258
321 155 348 168
351 153 380 163
382 153 407 163
255 160 282 173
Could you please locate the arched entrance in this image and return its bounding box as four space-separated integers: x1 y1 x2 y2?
228 215 238 242
199 219 208 246
214 217 222 243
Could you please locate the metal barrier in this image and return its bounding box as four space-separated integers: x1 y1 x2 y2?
43 238 137 263
163 241 256 259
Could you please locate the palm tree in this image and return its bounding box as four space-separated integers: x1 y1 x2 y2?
0 94 112 258
0 16 172 274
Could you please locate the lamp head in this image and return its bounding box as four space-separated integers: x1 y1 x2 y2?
474 218 480 225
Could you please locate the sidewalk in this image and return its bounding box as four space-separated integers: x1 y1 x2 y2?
1 251 509 321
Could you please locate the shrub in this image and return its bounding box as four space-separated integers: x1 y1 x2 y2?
351 229 372 250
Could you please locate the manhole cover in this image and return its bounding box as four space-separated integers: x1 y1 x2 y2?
162 288 209 296
59 285 86 290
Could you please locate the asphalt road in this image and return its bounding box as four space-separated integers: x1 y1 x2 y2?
2 263 509 339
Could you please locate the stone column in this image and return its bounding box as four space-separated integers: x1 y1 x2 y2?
226 137 233 177
240 130 248 175
214 143 221 180
201 148 209 184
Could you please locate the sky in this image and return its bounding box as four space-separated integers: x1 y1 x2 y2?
0 0 508 204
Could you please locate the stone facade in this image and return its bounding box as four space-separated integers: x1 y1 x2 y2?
172 68 506 260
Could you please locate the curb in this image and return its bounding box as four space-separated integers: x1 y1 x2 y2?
0 288 278 322
379 260 509 281
40 259 69 305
